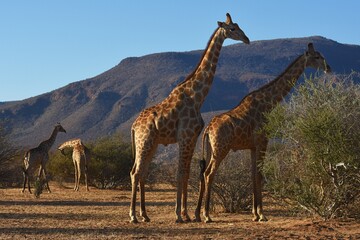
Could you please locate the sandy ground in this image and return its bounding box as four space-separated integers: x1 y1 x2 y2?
0 183 360 239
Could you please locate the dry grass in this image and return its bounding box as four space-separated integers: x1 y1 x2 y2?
1 182 360 239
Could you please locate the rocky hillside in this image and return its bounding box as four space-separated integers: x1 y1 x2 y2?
1 36 360 148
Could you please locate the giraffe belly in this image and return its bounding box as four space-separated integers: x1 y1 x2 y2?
158 134 177 146
231 135 255 150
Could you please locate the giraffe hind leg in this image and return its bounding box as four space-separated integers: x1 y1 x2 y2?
129 162 140 223
139 177 150 222
42 168 51 193
84 166 89 191
194 159 206 222
138 148 157 223
22 169 27 193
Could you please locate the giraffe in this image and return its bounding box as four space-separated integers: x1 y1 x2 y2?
194 43 331 223
129 13 250 223
58 138 90 191
22 123 66 193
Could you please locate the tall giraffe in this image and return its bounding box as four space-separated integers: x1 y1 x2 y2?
22 123 66 193
58 138 90 191
194 43 331 223
130 13 250 223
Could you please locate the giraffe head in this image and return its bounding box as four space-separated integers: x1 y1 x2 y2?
55 122 67 133
217 13 250 44
304 43 331 73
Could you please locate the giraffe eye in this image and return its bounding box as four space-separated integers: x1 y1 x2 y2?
230 28 235 32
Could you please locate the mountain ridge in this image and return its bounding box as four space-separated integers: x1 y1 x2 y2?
1 36 359 148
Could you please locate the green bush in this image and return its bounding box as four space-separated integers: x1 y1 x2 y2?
48 149 74 184
263 73 360 219
88 134 133 189
49 133 133 189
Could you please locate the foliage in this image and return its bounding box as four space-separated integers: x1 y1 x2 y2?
49 133 133 189
48 149 74 184
207 151 253 213
0 122 21 187
87 134 133 189
263 73 360 219
159 151 252 213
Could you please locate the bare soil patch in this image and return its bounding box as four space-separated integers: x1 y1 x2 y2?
1 183 359 239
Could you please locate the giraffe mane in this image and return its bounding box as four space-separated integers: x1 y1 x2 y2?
232 54 304 109
176 27 221 88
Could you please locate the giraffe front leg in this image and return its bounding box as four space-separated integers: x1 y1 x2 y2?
251 147 268 222
251 148 260 221
254 170 267 222
73 161 78 191
175 140 194 224
76 161 81 191
175 169 184 223
181 145 196 222
181 169 191 222
76 168 81 192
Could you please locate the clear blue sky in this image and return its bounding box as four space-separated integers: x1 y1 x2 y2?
1 1 359 102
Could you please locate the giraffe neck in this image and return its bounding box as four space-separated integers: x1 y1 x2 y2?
173 27 226 110
39 127 60 151
256 54 306 106
58 139 82 150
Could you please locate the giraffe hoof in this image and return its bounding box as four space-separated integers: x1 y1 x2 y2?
130 218 139 224
258 216 268 222
175 218 184 224
193 217 202 222
142 216 150 222
204 218 213 223
183 215 191 222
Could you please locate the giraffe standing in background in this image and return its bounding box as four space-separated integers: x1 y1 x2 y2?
58 138 90 191
130 13 250 223
22 123 66 193
195 43 331 223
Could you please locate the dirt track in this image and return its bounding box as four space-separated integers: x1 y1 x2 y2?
1 183 359 239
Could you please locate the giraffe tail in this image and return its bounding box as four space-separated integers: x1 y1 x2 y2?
199 129 209 181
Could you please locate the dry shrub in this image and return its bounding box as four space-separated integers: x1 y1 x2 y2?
157 151 252 213
263 73 360 219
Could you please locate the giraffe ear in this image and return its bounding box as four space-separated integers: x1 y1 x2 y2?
307 43 315 54
226 13 233 24
218 21 224 27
